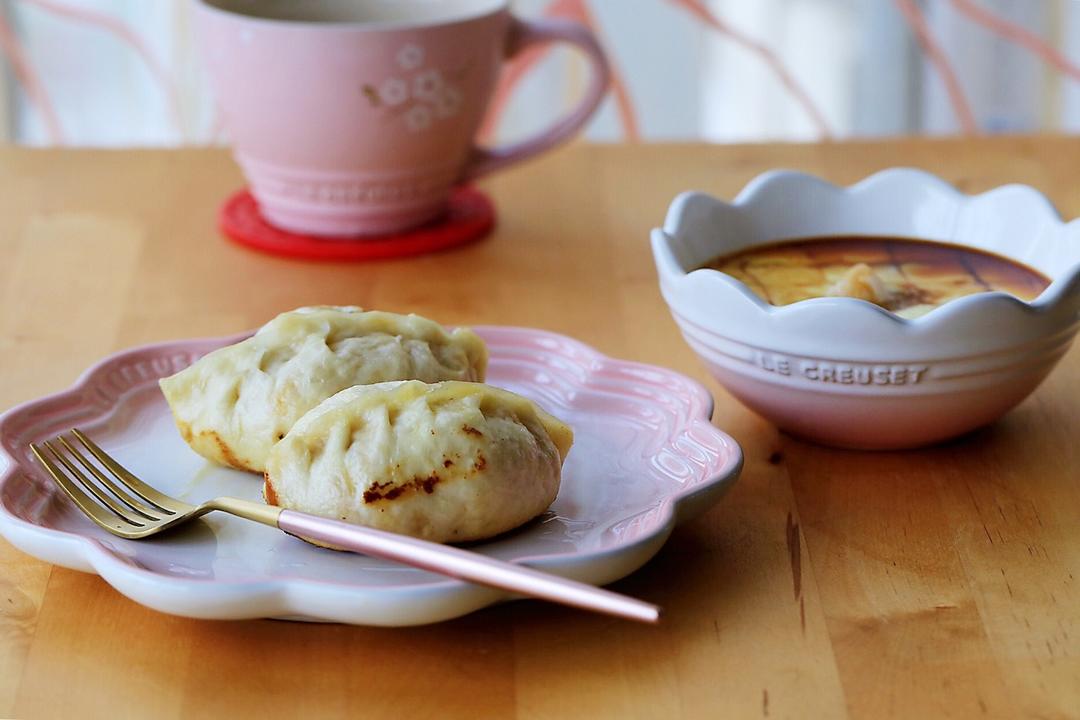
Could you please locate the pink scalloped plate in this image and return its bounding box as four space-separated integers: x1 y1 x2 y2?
0 327 742 626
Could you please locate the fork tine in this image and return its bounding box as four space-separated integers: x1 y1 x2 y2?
42 441 152 526
70 428 183 514
30 443 146 533
58 436 161 520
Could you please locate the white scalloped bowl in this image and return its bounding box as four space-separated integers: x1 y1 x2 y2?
652 168 1080 449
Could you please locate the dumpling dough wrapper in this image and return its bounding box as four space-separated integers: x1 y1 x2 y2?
160 307 487 473
264 380 573 544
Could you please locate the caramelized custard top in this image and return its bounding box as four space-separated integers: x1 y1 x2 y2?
701 236 1050 318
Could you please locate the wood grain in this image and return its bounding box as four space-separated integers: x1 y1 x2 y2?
1 138 1079 718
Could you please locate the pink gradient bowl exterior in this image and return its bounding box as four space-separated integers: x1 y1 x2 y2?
652 169 1080 450
0 326 741 626
194 0 610 237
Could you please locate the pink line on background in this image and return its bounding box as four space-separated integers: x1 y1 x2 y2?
894 0 978 135
0 10 62 143
667 0 833 140
562 0 640 141
0 10 63 143
950 0 1080 83
19 0 185 141
482 0 639 142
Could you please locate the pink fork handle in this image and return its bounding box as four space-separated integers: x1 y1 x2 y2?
277 510 659 623
460 17 612 182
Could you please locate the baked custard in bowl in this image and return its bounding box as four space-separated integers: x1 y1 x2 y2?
652 168 1080 449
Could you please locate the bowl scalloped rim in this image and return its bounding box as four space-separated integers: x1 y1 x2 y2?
652 167 1080 331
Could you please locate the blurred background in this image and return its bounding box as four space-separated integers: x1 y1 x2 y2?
0 0 1074 146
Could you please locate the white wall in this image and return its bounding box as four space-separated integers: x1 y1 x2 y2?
920 0 1049 134
0 0 1076 146
4 0 220 146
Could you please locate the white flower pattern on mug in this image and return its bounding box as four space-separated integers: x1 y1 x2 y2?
363 44 466 133
396 44 424 70
405 105 433 133
412 70 444 103
379 78 408 106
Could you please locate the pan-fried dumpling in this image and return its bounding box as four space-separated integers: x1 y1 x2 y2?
159 307 487 473
263 380 574 544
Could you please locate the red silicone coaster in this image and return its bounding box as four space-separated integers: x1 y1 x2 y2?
219 186 495 261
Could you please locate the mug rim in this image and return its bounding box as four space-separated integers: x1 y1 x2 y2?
193 0 508 31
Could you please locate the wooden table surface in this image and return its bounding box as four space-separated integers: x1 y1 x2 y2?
1 138 1079 719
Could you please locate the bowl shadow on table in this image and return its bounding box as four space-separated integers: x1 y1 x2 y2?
778 398 1057 591
781 399 1051 479
770 403 1054 615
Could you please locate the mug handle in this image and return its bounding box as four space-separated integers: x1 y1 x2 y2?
460 17 612 182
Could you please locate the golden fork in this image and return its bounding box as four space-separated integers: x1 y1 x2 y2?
30 428 660 623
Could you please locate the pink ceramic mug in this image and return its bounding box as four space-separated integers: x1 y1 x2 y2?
194 0 611 237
